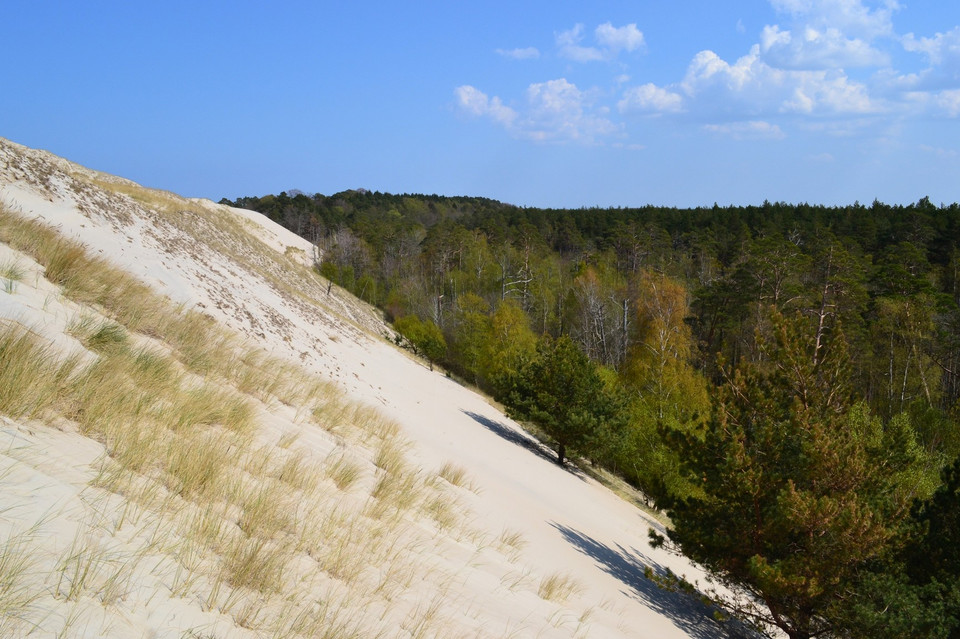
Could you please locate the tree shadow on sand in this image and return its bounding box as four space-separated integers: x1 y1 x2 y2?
550 522 756 639
461 410 585 477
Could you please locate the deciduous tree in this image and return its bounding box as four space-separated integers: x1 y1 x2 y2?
394 315 446 371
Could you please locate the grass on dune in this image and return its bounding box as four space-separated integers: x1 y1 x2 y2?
236 479 296 540
538 571 585 604
324 451 365 491
0 203 234 379
67 316 129 355
0 257 25 282
0 523 45 636
0 324 79 420
436 461 477 492
0 199 592 639
0 257 25 293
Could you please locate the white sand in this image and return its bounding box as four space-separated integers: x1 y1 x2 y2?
0 137 728 638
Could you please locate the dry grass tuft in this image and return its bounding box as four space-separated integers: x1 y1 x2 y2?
368 467 423 521
170 385 255 435
273 449 322 492
162 428 238 500
218 536 290 596
0 258 25 281
420 492 460 532
81 320 129 355
237 480 295 540
373 437 408 476
324 451 364 491
54 532 137 606
497 528 528 561
0 525 45 635
436 461 475 491
537 571 584 603
0 324 76 419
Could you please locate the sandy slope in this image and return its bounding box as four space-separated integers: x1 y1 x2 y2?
0 137 729 638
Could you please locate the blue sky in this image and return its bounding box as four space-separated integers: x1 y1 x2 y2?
5 1 960 208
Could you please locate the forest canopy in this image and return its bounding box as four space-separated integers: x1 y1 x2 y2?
224 190 959 422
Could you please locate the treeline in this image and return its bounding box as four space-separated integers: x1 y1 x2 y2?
224 189 960 637
226 190 960 420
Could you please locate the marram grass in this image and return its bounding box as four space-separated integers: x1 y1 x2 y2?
0 324 77 419
0 195 584 639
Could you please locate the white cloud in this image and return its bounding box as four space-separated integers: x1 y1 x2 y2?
902 28 960 89
454 80 618 144
595 23 645 53
759 0 896 70
454 86 517 127
784 71 874 113
557 22 645 62
522 78 618 142
797 117 874 137
557 24 605 62
679 45 875 116
893 28 960 101
495 47 540 60
769 0 898 40
455 1 960 152
704 120 786 140
934 90 960 117
760 24 888 68
761 25 792 51
902 28 960 66
618 83 684 113
682 47 784 103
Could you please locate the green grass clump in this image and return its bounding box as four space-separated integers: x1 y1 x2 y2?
84 321 129 354
0 258 25 282
0 258 25 294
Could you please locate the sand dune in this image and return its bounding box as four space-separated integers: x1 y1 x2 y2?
0 137 727 638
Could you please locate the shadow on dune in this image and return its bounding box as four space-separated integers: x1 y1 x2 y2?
461 410 585 477
550 522 756 639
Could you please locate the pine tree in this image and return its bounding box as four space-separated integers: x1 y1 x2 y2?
503 336 626 466
653 310 932 639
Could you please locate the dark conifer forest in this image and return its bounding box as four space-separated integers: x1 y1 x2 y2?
223 189 960 638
